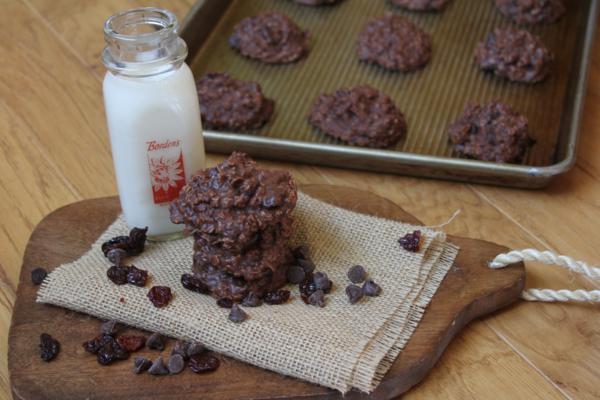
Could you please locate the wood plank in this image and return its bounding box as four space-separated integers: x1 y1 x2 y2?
0 0 117 198
405 321 564 400
25 0 197 77
0 100 79 287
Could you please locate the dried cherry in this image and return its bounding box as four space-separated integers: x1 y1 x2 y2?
39 333 60 362
101 227 148 257
107 266 129 285
147 286 173 308
189 353 220 373
299 274 317 304
263 290 290 305
181 273 210 294
83 334 113 354
399 230 422 252
117 335 146 352
96 337 129 365
126 266 148 287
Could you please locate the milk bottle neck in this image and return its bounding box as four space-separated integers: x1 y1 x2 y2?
102 8 188 78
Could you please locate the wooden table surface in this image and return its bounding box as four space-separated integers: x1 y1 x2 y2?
1 1 599 399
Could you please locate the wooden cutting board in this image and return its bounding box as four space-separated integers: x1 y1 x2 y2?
8 184 524 400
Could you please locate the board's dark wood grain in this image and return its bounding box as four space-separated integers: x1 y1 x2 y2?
8 185 524 400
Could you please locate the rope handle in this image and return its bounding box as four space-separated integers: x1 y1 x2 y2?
490 249 600 303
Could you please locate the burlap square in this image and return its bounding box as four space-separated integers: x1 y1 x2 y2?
37 192 458 393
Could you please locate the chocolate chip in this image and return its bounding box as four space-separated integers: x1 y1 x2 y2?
146 333 166 351
148 357 169 375
362 280 382 297
308 290 326 307
346 284 364 304
314 272 332 292
347 265 367 284
292 245 310 260
228 304 248 323
168 354 186 374
298 258 316 274
216 298 234 308
186 342 205 358
100 320 124 336
286 265 306 284
133 357 152 374
241 292 263 307
171 340 189 360
31 267 47 285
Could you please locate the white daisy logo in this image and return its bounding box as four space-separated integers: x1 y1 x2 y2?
149 155 185 192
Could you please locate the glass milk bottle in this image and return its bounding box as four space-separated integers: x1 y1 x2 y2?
102 8 205 240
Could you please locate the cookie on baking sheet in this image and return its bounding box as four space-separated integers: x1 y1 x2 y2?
293 0 343 5
229 12 309 64
357 14 431 72
389 0 451 11
447 101 534 163
308 85 407 149
494 0 566 25
196 72 274 131
475 28 553 83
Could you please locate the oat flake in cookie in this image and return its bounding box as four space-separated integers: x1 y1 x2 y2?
447 102 534 163
308 85 407 148
389 0 451 11
357 14 431 72
475 28 553 84
196 72 274 132
229 12 309 64
494 0 565 25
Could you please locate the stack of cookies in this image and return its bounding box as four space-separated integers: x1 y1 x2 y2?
170 152 297 302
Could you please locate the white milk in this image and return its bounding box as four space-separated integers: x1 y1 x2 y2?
102 8 204 239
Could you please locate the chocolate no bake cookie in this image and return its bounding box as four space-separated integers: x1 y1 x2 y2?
475 28 553 83
170 152 297 241
229 12 309 64
196 72 274 131
192 258 290 302
494 0 566 25
389 0 451 11
447 101 534 163
357 14 431 72
308 85 407 148
193 227 291 282
172 152 297 303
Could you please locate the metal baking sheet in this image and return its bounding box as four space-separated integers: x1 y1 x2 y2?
181 0 598 188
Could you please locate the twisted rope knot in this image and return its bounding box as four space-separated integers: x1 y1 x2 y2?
490 249 600 303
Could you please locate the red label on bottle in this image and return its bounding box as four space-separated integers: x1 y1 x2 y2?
146 139 186 204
